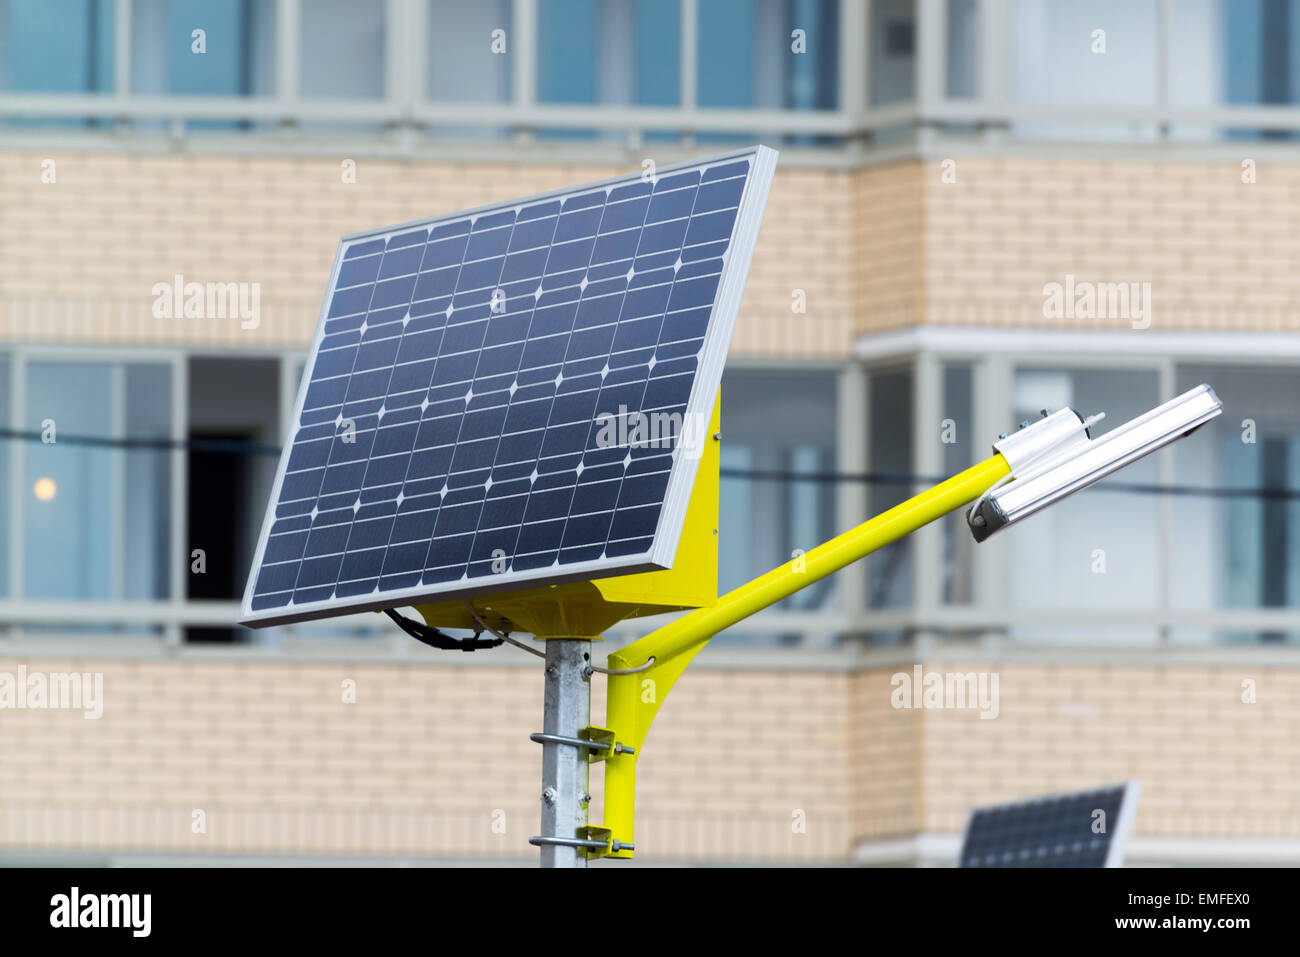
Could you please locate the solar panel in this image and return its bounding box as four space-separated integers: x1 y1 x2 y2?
958 782 1141 868
240 146 777 627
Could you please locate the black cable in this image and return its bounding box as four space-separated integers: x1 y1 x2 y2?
5 428 1298 500
383 608 503 652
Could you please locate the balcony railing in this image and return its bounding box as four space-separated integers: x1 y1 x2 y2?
3 0 1300 161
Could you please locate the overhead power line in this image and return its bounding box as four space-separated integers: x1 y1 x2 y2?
3 428 1297 500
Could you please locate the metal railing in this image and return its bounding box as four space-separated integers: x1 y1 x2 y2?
3 0 1299 162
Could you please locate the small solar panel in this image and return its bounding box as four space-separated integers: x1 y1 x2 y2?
241 146 777 627
958 782 1141 868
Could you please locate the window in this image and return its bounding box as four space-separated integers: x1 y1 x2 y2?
718 369 838 618
0 0 115 93
301 0 384 99
429 0 512 103
870 0 914 106
130 0 275 98
536 0 680 125
1002 367 1160 642
1171 365 1300 642
23 360 172 600
125 365 172 599
941 363 974 604
1224 0 1300 107
1167 0 1300 138
697 0 838 109
0 355 9 597
946 0 977 98
867 366 912 611
1008 0 1164 142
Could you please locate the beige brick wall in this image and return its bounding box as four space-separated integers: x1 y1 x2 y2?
0 656 852 862
923 156 1300 332
918 661 1300 841
853 160 927 335
2 654 1294 862
6 149 1300 359
0 150 857 359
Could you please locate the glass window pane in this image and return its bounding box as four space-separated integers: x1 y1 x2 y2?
1222 0 1300 106
538 0 599 103
867 366 912 610
300 0 384 99
946 0 977 98
537 0 679 106
634 0 680 105
1171 365 1300 642
698 0 755 107
125 364 171 600
0 355 8 597
787 0 839 109
718 369 838 617
1166 0 1300 141
698 0 839 109
870 0 915 106
130 0 275 97
941 363 973 604
1003 367 1160 642
429 0 512 102
1010 0 1160 110
25 362 114 599
0 0 115 93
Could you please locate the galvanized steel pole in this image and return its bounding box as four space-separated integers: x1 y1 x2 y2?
536 639 591 867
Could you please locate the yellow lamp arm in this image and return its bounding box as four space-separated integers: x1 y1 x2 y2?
598 454 1012 857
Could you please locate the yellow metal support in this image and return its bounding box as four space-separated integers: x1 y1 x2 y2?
599 453 1012 858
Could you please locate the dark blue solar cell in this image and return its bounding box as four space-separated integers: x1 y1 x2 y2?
371 275 417 309
346 238 385 259
702 160 749 182
601 196 651 231
378 244 424 279
553 206 603 242
388 228 429 249
455 256 504 291
337 254 381 287
695 176 745 212
684 209 738 246
244 149 770 623
328 284 374 318
668 274 721 311
421 234 469 271
591 230 640 265
645 188 697 224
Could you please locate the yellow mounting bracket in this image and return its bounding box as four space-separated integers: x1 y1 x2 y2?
596 454 1013 859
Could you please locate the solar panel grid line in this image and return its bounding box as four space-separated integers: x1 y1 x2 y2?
460 177 648 582
406 205 536 590
240 145 777 627
583 174 709 566
285 222 406 604
514 166 696 574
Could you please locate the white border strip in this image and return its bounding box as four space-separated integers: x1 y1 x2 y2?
858 830 1300 867
239 146 778 627
856 326 1300 363
1106 779 1143 868
650 144 778 567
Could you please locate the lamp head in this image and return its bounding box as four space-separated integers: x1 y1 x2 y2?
969 384 1223 543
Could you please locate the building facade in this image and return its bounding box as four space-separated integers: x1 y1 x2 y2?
0 0 1298 864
